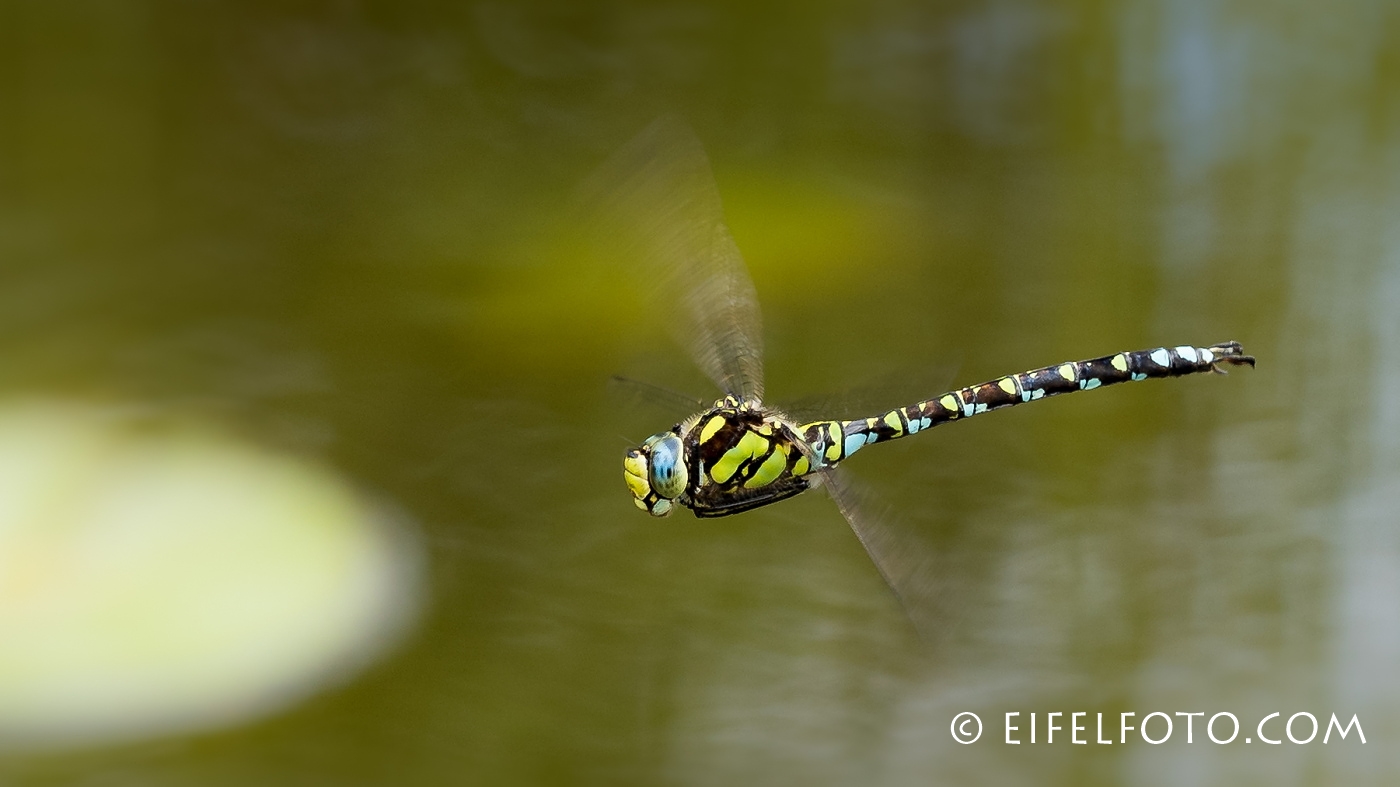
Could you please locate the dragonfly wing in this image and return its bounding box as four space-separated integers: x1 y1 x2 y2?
583 117 765 403
608 375 707 416
781 356 963 424
818 467 964 645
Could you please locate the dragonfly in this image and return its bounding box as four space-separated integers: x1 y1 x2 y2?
593 117 1254 623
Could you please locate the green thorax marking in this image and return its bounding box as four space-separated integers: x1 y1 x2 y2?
679 400 819 517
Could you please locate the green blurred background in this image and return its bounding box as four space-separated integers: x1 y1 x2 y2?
1 1 1397 785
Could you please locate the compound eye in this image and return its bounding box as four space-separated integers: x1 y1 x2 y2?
623 449 650 500
647 434 688 499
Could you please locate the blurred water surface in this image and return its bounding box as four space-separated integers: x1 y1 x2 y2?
1 2 1398 785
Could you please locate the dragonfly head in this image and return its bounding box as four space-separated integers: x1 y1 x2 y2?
623 430 689 517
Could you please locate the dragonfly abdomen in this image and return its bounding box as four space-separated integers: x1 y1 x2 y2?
801 341 1254 467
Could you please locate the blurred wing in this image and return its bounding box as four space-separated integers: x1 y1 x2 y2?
818 467 965 646
608 375 706 419
782 356 962 424
582 117 765 403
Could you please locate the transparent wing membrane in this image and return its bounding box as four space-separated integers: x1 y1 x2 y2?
819 468 966 646
583 117 765 403
607 375 706 416
781 357 962 424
